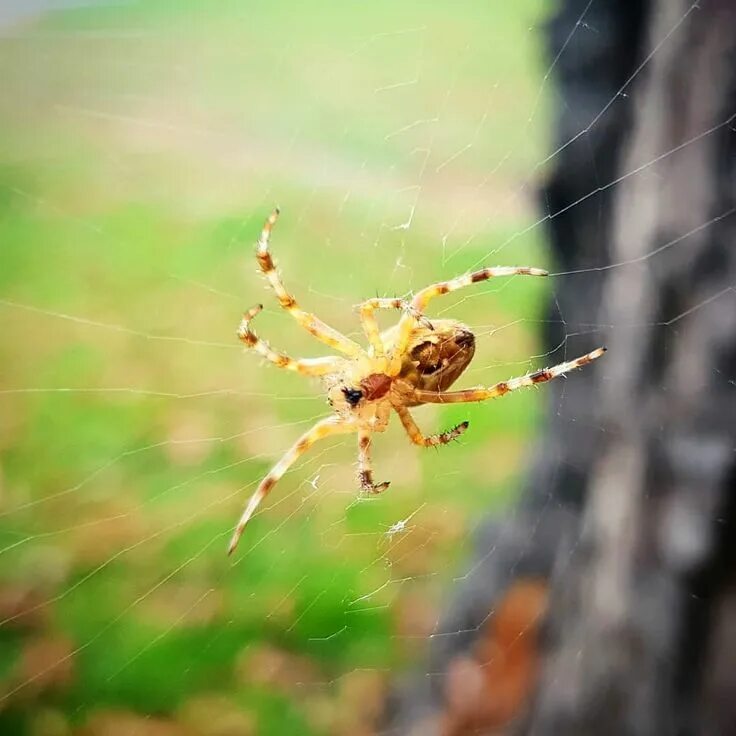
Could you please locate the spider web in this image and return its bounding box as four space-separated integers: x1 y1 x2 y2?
0 1 731 734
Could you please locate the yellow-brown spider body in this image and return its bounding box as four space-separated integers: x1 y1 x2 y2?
393 319 477 402
228 209 606 555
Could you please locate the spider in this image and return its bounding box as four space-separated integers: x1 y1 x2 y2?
228 209 605 555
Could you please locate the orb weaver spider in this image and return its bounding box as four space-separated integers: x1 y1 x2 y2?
228 209 605 554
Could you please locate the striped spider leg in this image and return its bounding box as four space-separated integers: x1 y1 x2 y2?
356 297 432 356
393 403 469 447
237 304 341 376
407 347 607 406
357 429 390 493
389 265 548 374
228 417 358 555
256 208 363 357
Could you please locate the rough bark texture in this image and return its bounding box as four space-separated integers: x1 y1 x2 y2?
385 1 736 734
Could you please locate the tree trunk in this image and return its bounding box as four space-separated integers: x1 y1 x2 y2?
525 1 736 734
386 2 736 734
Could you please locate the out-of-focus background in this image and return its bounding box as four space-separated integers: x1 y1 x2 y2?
0 2 554 734
4 2 736 735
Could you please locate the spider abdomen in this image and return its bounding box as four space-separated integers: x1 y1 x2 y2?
403 319 476 396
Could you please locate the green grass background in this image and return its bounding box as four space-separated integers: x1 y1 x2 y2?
0 1 555 733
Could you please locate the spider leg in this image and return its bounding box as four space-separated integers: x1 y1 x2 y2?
394 404 469 446
228 416 356 555
238 304 341 376
255 209 363 357
412 266 548 312
357 430 390 493
391 266 548 369
355 297 432 356
411 347 606 404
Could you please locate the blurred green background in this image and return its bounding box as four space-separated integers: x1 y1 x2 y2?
0 1 553 733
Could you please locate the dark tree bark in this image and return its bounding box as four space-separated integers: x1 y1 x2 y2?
526 1 736 734
385 2 736 734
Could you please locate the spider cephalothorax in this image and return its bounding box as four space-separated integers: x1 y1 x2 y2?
228 209 606 554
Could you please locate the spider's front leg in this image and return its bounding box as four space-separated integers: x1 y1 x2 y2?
411 347 606 405
391 265 548 368
357 430 390 493
394 404 469 446
355 297 433 356
228 416 356 555
255 209 362 357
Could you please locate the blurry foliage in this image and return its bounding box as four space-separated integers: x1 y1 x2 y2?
0 1 551 733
